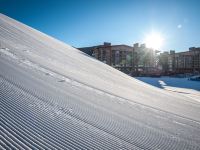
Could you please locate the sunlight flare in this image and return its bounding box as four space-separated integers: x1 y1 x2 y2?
144 32 164 50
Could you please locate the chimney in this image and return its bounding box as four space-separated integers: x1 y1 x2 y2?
104 42 111 46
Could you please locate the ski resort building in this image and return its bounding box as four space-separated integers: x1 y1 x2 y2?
160 47 200 74
79 42 133 74
79 42 158 75
132 43 159 76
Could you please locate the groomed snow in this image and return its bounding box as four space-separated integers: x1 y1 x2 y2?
0 13 200 149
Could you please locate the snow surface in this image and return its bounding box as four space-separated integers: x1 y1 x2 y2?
136 77 200 103
0 13 200 149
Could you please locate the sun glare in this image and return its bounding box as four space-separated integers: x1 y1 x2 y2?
144 32 164 50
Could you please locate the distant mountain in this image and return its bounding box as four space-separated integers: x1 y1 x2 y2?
0 13 200 149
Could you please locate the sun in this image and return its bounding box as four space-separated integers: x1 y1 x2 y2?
144 32 164 50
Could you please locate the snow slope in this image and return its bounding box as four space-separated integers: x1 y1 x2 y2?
0 13 200 149
136 77 200 103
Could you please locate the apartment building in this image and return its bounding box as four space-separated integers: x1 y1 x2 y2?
79 42 133 74
133 43 159 75
79 42 158 75
160 47 200 74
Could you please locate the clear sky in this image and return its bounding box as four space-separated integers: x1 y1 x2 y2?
1 0 200 51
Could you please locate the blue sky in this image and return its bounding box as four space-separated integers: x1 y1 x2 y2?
1 0 200 51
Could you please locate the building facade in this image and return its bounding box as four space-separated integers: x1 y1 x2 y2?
79 42 133 74
159 47 200 74
133 43 159 75
79 42 158 75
